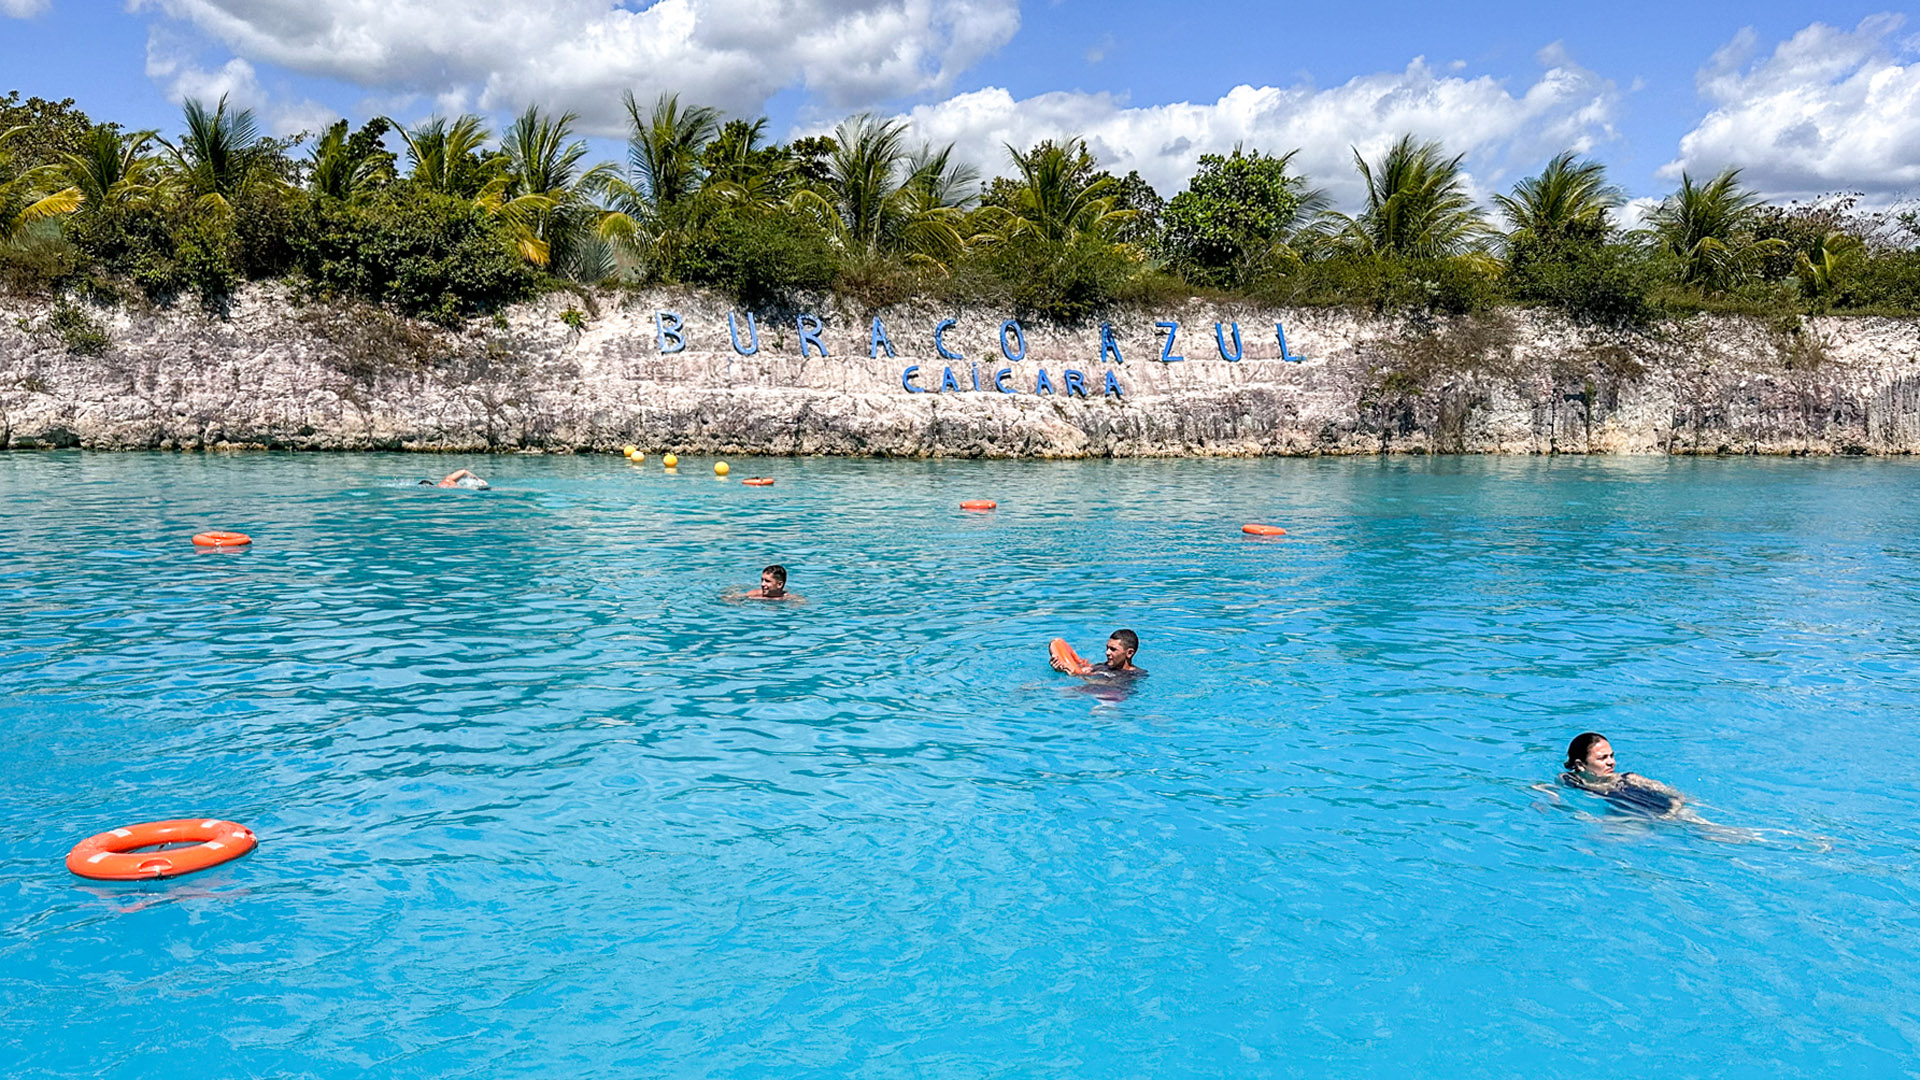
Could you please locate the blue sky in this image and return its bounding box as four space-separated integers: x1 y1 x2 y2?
4 1 1918 208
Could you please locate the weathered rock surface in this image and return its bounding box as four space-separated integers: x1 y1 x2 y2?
4 286 1919 455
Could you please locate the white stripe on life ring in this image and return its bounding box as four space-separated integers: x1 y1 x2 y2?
88 852 109 863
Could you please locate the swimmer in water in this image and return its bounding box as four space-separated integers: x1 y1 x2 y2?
1560 732 1684 816
743 564 801 601
420 468 488 489
1052 628 1146 678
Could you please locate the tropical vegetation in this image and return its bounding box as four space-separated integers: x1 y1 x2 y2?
4 87 1920 332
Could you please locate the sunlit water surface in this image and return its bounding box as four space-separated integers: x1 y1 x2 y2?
2 452 1918 1078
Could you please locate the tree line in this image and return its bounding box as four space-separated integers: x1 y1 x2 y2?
4 88 1920 340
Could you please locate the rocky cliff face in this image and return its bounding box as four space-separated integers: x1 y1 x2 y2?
4 286 1919 455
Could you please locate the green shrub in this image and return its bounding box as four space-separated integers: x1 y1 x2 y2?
1266 254 1498 316
676 211 838 311
45 300 109 355
63 203 239 309
971 234 1132 324
293 188 538 325
1830 251 1920 313
1503 235 1660 326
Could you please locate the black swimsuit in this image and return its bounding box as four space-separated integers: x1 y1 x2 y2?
1560 772 1680 815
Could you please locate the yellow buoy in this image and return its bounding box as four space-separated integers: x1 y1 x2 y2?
620 444 636 457
628 451 645 464
714 461 730 477
663 453 679 469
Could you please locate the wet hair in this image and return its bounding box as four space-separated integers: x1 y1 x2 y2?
1109 628 1139 653
762 564 787 585
1565 732 1608 771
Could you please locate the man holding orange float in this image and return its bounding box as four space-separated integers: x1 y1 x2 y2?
1050 629 1145 678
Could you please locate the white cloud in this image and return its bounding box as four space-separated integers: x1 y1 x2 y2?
1665 14 1920 198
145 42 337 138
895 47 1622 210
2 0 50 16
129 0 1020 132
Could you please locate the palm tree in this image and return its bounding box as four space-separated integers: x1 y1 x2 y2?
395 114 493 197
486 105 616 275
991 138 1132 245
598 91 722 277
1646 168 1786 290
803 113 973 267
161 95 272 213
306 118 392 203
0 125 81 242
1794 230 1861 302
1337 134 1487 258
1494 151 1621 245
61 123 161 212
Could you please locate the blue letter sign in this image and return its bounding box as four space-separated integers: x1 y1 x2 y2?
1155 321 1184 363
934 318 963 360
727 312 758 356
797 314 827 358
656 311 686 353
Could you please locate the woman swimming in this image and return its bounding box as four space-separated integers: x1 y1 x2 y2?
1560 732 1685 816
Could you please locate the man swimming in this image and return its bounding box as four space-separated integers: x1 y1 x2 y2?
743 564 801 601
420 468 488 489
1051 629 1146 678
1560 732 1683 815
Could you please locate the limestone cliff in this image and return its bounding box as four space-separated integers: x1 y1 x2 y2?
4 286 1918 455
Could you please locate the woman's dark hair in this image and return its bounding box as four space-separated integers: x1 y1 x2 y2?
1565 732 1608 770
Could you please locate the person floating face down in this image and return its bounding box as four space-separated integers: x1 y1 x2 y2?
1561 732 1684 815
744 564 801 601
1053 629 1146 678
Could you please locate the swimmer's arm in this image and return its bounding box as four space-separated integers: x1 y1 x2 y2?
1623 772 1685 804
437 468 475 487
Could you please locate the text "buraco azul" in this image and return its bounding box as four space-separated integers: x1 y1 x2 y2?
649 312 1308 399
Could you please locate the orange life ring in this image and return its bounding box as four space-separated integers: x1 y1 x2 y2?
1049 637 1093 676
1241 524 1287 536
66 819 257 881
192 531 252 547
960 500 997 511
742 478 775 486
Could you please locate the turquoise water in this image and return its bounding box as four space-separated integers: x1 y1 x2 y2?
3 452 1918 1078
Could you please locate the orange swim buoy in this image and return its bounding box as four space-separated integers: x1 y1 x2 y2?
66 819 257 881
960 500 997 511
1241 524 1287 536
1049 638 1093 676
742 478 775 486
192 531 252 547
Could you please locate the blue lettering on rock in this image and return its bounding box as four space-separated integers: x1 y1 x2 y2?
797 313 827 358
1156 320 1184 363
1000 320 1027 362
1100 322 1124 364
1035 368 1056 395
869 317 895 358
940 366 963 392
995 367 1015 393
934 318 963 360
1063 369 1089 397
1104 371 1124 397
727 311 758 356
656 311 686 353
1216 321 1242 361
901 365 925 392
